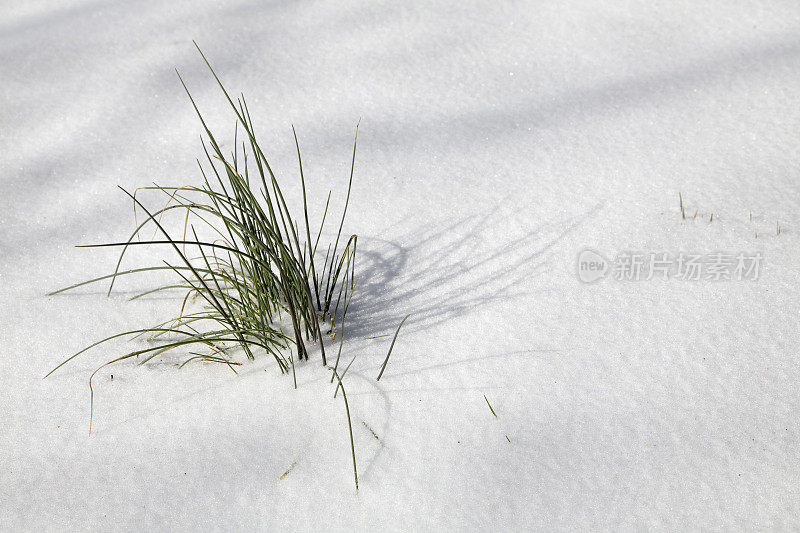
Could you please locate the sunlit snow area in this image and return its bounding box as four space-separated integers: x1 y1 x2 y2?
2 1 800 530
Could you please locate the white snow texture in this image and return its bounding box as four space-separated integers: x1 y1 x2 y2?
1 1 799 531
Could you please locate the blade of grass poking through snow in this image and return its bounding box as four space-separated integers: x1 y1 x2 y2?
313 191 332 256
332 368 358 491
322 120 359 317
484 394 498 418
47 265 211 296
331 278 357 383
376 314 411 381
334 355 356 399
292 125 321 311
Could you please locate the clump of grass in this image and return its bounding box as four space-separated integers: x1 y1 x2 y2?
677 194 720 225
46 44 371 489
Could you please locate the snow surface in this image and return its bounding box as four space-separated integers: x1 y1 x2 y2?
2 1 800 530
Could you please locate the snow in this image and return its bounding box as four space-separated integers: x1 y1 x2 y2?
2 0 800 530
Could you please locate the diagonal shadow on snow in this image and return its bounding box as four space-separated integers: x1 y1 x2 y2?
342 199 604 339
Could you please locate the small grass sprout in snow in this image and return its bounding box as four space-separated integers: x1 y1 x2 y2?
483 394 498 418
